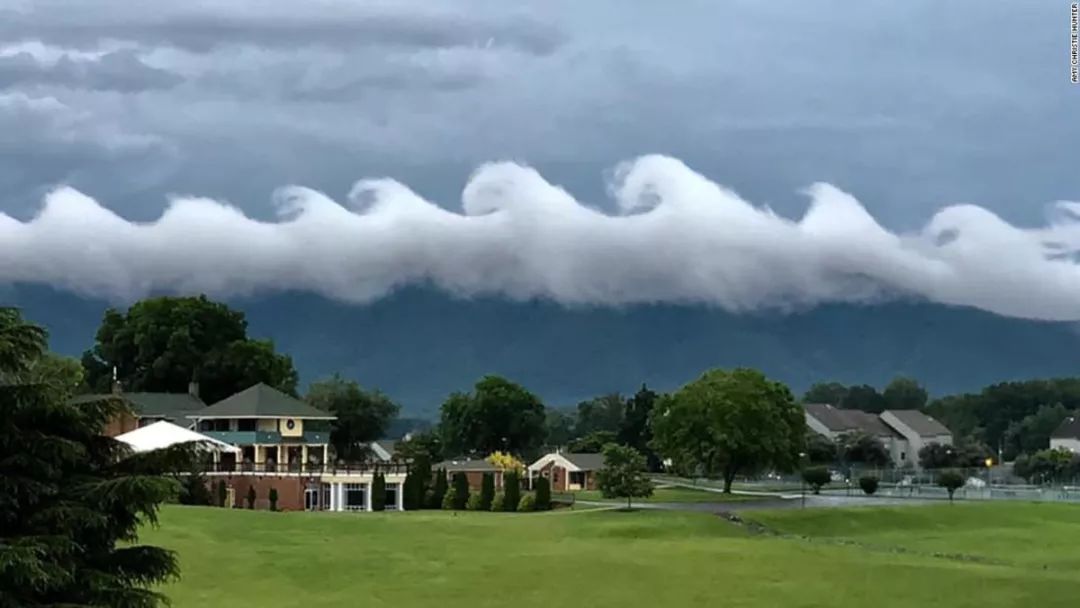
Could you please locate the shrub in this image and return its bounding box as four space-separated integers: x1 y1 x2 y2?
466 492 484 511
442 487 458 510
452 472 470 510
371 472 386 512
534 476 551 511
517 493 536 512
216 480 228 507
490 492 506 512
179 471 213 506
801 466 831 494
430 469 448 509
268 487 279 511
938 470 965 502
423 489 435 509
480 472 495 511
503 470 521 513
859 475 879 496
245 485 256 509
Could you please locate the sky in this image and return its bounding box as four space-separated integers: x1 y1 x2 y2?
1 0 1079 320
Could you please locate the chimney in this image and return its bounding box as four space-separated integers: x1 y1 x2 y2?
188 381 200 399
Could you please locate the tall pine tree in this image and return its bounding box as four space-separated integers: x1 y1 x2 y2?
1 307 194 607
371 472 386 512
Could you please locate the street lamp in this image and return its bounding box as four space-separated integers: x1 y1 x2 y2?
798 451 807 508
985 456 993 498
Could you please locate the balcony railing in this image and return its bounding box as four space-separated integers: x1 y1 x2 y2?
201 461 410 476
200 430 330 445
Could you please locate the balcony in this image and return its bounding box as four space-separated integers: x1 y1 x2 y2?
201 430 329 445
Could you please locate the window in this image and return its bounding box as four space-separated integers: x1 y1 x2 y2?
569 471 586 486
344 483 366 511
900 452 906 461
237 419 256 432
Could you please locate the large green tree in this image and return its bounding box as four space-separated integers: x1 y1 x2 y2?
802 382 849 406
882 376 928 410
81 295 297 404
306 374 400 461
619 384 661 470
543 408 576 447
1 307 192 607
439 375 546 456
596 444 653 509
575 393 625 437
651 368 805 493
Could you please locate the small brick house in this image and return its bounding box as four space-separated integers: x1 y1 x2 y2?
527 452 604 492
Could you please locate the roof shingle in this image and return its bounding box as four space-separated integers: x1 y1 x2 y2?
190 383 335 420
1052 416 1080 440
883 410 951 438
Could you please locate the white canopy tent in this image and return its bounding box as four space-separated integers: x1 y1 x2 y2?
115 420 241 454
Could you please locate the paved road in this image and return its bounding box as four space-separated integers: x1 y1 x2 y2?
578 494 935 513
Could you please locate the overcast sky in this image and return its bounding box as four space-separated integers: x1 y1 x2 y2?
2 1 1079 319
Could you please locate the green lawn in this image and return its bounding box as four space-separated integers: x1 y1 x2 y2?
571 486 763 503
143 502 1080 608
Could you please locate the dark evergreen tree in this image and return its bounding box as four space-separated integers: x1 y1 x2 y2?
503 470 521 513
246 485 256 509
452 472 470 510
480 472 495 510
401 472 417 510
268 487 279 511
216 479 228 507
371 472 386 511
178 470 213 506
429 468 449 509
1 306 194 607
534 476 552 511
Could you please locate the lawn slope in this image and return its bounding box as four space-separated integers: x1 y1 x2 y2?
143 503 1080 608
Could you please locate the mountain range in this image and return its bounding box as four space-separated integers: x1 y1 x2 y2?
6 284 1080 417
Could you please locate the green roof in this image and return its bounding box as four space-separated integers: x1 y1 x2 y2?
189 383 335 420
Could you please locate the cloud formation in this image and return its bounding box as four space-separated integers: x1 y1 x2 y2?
2 155 1078 321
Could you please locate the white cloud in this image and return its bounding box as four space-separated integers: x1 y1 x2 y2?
2 155 1079 321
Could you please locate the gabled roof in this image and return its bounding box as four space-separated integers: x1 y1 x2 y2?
883 410 951 438
803 403 898 438
189 383 335 420
70 392 204 424
528 452 605 472
1052 416 1080 440
561 453 605 470
369 439 399 461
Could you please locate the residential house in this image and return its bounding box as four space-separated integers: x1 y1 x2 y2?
1051 416 1080 453
879 409 953 462
804 403 953 468
527 452 604 491
190 383 406 512
73 381 206 437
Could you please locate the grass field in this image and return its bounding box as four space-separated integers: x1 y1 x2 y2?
571 486 763 503
143 502 1080 608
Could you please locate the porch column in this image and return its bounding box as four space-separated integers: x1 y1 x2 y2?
301 445 309 470
322 445 329 469
364 482 373 511
396 483 404 511
333 483 343 512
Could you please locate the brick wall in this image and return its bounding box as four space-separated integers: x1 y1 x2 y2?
210 475 311 511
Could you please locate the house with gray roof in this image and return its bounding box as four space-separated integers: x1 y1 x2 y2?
879 409 953 464
1051 415 1080 453
72 381 206 437
528 451 605 491
804 403 952 468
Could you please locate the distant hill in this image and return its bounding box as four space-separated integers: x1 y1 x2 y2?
6 284 1080 417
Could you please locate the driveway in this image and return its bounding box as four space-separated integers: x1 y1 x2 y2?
576 493 936 514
